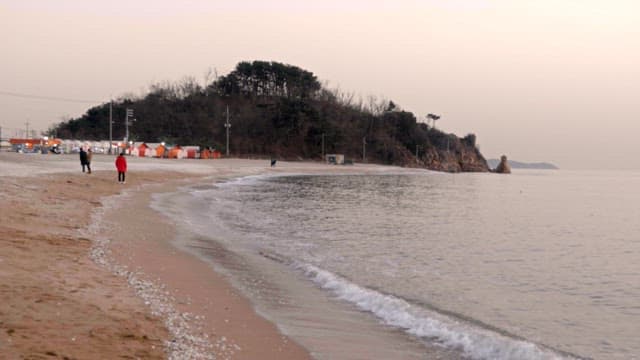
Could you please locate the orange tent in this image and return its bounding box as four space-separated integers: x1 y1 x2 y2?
155 144 166 158
137 143 149 157
168 145 182 159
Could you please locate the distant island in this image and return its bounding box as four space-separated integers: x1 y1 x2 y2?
487 159 558 170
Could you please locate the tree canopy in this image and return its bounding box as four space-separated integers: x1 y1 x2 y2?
52 61 488 172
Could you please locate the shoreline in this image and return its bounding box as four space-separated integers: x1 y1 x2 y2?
141 168 462 360
1 152 410 359
0 153 322 359
94 174 312 359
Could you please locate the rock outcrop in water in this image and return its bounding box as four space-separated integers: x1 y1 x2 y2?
493 155 511 174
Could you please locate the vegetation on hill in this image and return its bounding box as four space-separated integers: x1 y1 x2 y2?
52 61 488 172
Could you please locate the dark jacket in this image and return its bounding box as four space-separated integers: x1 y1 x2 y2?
79 149 88 164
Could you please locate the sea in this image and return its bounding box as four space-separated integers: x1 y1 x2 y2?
150 169 640 360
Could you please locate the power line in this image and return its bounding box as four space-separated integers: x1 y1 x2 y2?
0 90 101 104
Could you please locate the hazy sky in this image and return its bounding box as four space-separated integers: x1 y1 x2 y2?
1 0 639 169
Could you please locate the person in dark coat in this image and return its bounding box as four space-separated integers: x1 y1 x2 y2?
115 152 127 183
79 148 88 173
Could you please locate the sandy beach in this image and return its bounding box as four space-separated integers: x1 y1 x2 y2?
0 152 393 359
0 152 317 359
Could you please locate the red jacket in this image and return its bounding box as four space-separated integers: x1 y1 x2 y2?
115 155 127 172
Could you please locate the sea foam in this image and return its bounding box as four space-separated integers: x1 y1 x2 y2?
297 263 567 360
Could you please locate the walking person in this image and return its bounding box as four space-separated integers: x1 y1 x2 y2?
86 148 93 174
79 148 88 173
115 152 127 183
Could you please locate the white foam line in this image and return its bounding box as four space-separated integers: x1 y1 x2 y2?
81 187 218 360
297 263 567 360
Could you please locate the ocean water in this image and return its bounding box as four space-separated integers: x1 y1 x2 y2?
151 169 640 360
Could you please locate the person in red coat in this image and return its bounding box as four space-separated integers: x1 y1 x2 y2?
115 152 127 183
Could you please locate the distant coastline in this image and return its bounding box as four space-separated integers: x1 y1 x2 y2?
487 159 558 170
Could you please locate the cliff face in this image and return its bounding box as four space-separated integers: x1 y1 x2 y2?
422 142 489 172
411 133 488 172
389 136 488 172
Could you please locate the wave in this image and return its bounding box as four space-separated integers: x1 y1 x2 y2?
295 262 575 360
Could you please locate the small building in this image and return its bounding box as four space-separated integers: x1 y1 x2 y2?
155 144 167 158
326 154 345 165
0 139 10 151
131 143 150 157
168 145 182 159
9 138 61 153
182 146 200 159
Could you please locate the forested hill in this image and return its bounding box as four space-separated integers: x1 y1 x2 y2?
53 61 489 172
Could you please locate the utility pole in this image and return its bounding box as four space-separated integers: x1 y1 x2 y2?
321 133 325 160
125 108 134 143
362 136 366 162
109 99 113 154
224 105 231 156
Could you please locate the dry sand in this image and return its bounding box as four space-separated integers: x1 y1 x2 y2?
0 153 308 359
0 152 400 359
0 162 170 359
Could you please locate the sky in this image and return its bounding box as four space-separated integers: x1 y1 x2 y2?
1 0 639 169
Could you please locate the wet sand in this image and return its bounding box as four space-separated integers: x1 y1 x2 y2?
0 152 405 359
0 153 318 359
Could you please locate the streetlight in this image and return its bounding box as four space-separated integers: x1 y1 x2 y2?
125 109 134 144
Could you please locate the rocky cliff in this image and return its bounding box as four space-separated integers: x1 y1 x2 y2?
393 133 489 172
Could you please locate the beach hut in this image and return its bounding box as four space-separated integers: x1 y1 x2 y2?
182 146 200 159
168 145 182 159
136 143 150 157
155 144 167 158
